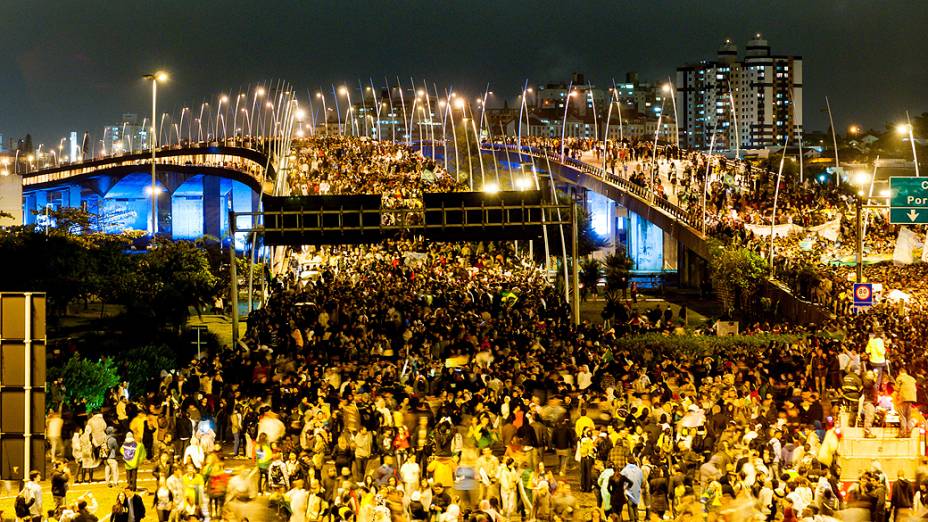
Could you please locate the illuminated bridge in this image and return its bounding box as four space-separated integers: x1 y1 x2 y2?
476 143 711 287
20 145 275 244
19 138 715 284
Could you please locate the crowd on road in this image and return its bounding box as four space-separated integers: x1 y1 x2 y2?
29 135 928 522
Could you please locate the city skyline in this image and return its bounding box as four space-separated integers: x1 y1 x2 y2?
1 1 926 144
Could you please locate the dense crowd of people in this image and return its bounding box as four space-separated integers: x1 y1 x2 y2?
287 137 464 225
30 134 928 522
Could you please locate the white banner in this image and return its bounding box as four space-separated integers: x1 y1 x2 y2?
893 227 922 265
923 232 928 263
809 217 842 242
744 222 803 238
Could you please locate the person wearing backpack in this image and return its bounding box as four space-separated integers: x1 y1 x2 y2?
104 427 120 487
122 432 146 491
18 470 43 522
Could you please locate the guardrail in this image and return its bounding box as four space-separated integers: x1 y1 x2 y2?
19 145 275 190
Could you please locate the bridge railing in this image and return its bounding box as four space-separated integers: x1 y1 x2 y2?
20 145 274 190
482 143 705 235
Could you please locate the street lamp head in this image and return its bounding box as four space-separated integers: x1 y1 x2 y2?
662 83 672 94
526 88 533 93
295 109 306 120
852 171 870 187
256 87 266 97
897 123 912 135
339 86 348 95
220 95 229 104
454 98 465 110
417 89 425 97
849 125 860 135
316 92 323 98
483 182 500 194
266 102 274 109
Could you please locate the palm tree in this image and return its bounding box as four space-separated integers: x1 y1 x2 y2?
603 250 633 303
579 258 602 301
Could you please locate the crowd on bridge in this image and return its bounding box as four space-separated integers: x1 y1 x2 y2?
29 133 928 522
286 136 463 225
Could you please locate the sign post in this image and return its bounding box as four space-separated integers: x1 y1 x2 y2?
853 283 874 311
889 177 928 224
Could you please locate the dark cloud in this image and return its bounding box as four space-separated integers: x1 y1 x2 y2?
1 0 926 144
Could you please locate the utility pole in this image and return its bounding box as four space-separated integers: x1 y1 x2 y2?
229 211 239 347
571 201 580 325
856 197 863 283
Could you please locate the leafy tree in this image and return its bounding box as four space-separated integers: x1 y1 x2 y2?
118 344 178 395
31 207 96 235
599 250 633 323
579 257 601 301
123 239 219 331
708 240 768 317
603 250 633 300
50 355 120 412
0 229 94 317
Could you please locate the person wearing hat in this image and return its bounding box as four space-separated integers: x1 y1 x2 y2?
121 432 146 491
408 489 427 521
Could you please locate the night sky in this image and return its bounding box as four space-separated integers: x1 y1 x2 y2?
2 0 926 145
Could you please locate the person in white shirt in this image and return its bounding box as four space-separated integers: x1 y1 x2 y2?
22 471 43 522
577 365 593 391
183 437 205 470
399 454 421 499
285 479 308 522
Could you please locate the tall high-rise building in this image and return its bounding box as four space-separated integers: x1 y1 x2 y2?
104 113 149 154
69 131 79 162
676 35 802 151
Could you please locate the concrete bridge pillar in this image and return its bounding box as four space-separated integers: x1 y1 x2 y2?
67 186 82 209
203 175 222 239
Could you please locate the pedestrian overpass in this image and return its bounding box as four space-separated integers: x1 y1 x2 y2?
18 145 275 244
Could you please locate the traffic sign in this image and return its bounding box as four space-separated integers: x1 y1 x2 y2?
853 283 873 308
889 177 928 224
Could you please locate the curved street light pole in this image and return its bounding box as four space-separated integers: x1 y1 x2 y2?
560 81 574 158
143 71 167 235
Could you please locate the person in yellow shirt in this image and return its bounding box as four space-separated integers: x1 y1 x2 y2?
865 331 887 389
574 409 595 438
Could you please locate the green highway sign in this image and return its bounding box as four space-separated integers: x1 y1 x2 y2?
890 177 928 224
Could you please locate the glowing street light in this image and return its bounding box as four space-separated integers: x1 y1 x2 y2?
897 113 921 177
483 182 500 194
663 80 679 148
142 70 168 235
